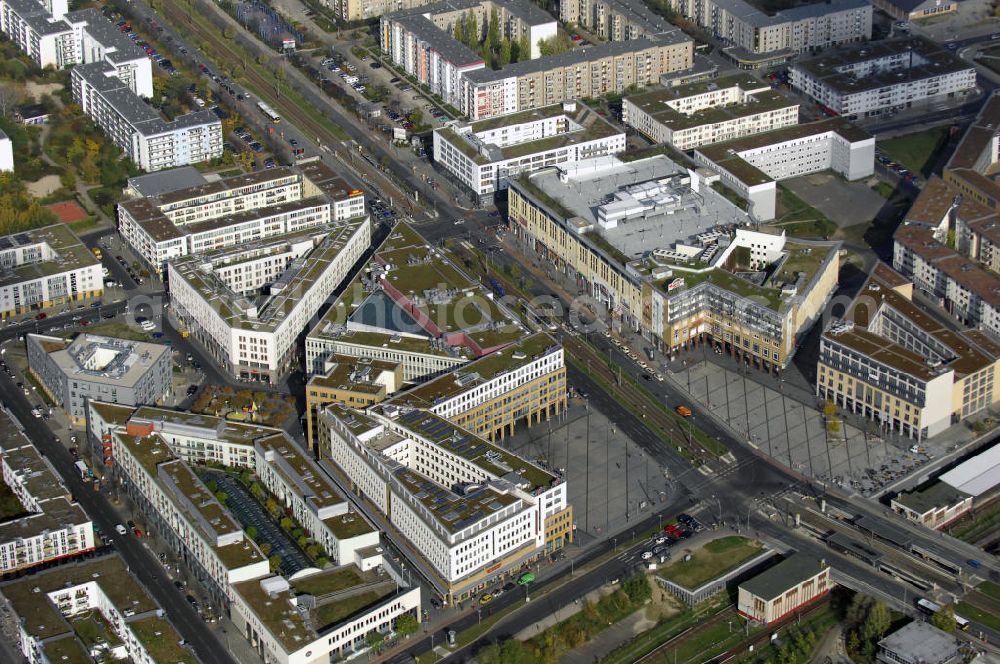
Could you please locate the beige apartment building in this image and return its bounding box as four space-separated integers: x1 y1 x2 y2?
305 356 403 450
560 0 675 41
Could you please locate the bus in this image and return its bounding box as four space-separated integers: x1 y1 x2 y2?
916 598 971 631
257 101 281 123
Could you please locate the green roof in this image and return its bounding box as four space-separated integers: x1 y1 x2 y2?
626 78 796 132
128 617 198 664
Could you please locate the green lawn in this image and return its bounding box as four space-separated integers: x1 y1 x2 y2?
878 127 949 178
69 218 100 234
977 581 1000 603
949 502 1000 544
74 321 152 342
957 600 1000 632
774 186 837 239
659 536 763 589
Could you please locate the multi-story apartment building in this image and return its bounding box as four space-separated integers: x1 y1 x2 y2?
460 37 694 120
942 92 1000 213
386 332 566 441
1 555 198 664
508 155 841 372
94 413 271 606
26 333 172 425
669 0 871 67
118 162 364 273
233 565 420 664
789 38 976 118
0 224 102 319
380 0 693 119
72 62 222 172
693 119 874 220
169 216 371 384
91 403 381 566
818 263 1000 440
0 409 95 575
623 75 799 150
560 0 675 41
0 1 152 92
737 554 830 624
87 402 416 664
318 404 572 601
305 355 404 450
306 223 527 383
893 177 1000 338
433 101 624 201
0 128 12 172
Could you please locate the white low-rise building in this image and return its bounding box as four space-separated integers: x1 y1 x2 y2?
0 409 95 576
623 75 799 150
1 555 199 664
0 128 12 172
433 101 625 201
72 61 221 172
0 224 103 319
790 38 976 118
319 404 572 601
169 216 370 384
694 119 874 220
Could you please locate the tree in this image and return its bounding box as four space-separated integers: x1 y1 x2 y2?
0 83 20 117
862 601 891 642
280 516 293 531
453 19 465 45
394 612 419 637
364 630 384 652
477 639 532 664
259 542 272 556
464 10 478 50
932 603 958 633
518 35 531 60
265 497 280 517
214 490 228 505
245 525 258 540
487 7 500 52
538 35 571 57
499 39 513 66
268 554 282 571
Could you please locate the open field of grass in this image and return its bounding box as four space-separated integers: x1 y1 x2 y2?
878 127 949 178
957 600 1000 632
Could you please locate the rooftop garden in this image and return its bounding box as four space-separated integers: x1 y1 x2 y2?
190 385 295 427
669 269 784 310
659 536 764 589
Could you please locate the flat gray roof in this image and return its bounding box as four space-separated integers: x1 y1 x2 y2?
877 622 959 664
525 155 749 260
127 167 208 198
739 553 825 601
710 0 869 28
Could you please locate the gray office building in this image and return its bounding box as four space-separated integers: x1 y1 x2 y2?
26 333 172 425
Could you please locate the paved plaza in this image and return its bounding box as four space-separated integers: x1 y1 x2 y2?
504 400 673 543
673 361 944 496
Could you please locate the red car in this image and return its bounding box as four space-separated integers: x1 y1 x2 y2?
133 527 143 538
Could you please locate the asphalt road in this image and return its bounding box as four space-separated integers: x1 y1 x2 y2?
0 348 236 664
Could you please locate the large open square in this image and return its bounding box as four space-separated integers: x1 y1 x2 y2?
504 399 672 543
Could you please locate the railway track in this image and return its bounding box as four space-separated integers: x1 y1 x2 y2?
155 0 412 208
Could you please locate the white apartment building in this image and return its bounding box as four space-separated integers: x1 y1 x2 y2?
85 402 417 664
0 0 75 69
0 1 152 94
232 568 421 664
0 128 12 172
169 217 371 384
623 75 799 150
95 405 380 566
118 163 364 272
669 0 871 65
307 331 470 383
0 413 95 575
98 416 270 606
72 62 222 172
0 224 103 319
2 555 198 664
434 101 624 200
694 119 874 220
790 38 976 117
319 405 571 601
